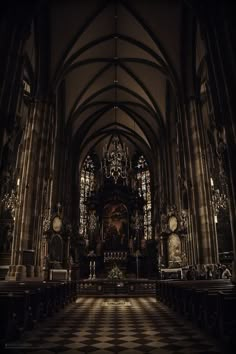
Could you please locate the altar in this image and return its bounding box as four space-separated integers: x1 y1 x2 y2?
79 251 157 280
103 251 128 276
76 183 158 281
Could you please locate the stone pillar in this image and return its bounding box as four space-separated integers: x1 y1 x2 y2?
33 103 56 278
201 2 236 282
41 234 49 281
7 99 55 280
185 98 218 266
0 18 31 164
186 211 196 265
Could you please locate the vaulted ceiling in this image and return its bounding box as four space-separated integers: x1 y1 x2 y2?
46 0 189 165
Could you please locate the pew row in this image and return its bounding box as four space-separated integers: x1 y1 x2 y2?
0 281 77 349
156 279 236 347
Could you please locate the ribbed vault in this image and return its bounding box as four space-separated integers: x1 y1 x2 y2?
49 0 183 165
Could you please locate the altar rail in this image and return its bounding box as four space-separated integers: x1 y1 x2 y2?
77 279 156 296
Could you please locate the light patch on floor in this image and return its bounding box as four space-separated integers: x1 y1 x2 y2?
102 299 131 307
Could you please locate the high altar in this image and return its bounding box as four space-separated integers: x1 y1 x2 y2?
83 183 156 279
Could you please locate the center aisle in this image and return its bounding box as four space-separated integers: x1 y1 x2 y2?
6 297 224 354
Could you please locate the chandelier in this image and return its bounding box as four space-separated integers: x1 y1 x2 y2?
1 188 19 220
102 135 130 184
211 188 228 215
210 177 228 215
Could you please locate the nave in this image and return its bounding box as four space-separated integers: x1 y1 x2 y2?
0 1 236 353
5 297 226 354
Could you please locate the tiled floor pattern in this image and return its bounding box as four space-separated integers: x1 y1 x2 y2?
5 297 227 353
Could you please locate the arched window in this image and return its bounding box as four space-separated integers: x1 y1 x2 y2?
136 155 152 239
79 155 95 238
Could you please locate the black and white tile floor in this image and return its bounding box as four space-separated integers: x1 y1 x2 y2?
5 297 228 354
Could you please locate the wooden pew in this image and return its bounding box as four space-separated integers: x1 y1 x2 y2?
0 290 30 341
0 293 16 348
189 284 235 323
217 291 236 346
0 282 49 322
156 279 236 344
202 288 236 333
0 281 77 318
0 280 78 348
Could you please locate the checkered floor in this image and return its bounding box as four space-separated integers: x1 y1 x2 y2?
5 297 227 353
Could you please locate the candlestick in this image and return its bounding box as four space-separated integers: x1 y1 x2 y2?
89 261 92 279
92 261 96 279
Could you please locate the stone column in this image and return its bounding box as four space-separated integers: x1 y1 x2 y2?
0 18 31 164
184 98 218 266
34 105 55 278
186 211 196 265
200 2 236 282
8 99 55 280
41 234 49 281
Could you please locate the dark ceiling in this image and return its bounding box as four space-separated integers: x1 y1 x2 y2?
23 0 200 166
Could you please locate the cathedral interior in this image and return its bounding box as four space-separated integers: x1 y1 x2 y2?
0 0 236 353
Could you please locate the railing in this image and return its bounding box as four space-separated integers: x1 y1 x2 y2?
77 279 156 296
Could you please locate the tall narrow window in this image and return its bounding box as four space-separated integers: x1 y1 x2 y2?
136 155 152 239
79 155 95 238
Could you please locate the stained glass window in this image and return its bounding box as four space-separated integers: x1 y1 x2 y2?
79 155 95 238
136 155 152 239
